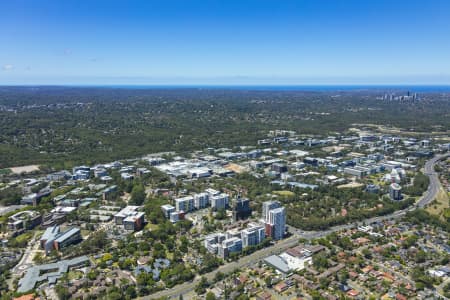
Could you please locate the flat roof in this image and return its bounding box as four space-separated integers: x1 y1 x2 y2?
161 204 175 209
114 205 140 218
124 212 144 222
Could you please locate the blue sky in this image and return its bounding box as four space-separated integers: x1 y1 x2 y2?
1 0 450 85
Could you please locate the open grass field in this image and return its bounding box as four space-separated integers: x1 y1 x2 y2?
9 165 40 174
145 223 159 231
14 231 34 245
0 168 11 175
426 186 450 221
273 190 295 197
67 270 84 280
337 182 364 189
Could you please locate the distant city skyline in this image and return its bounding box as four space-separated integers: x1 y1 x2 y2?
1 0 450 85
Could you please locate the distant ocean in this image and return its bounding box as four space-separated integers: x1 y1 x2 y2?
93 85 450 92
5 84 450 92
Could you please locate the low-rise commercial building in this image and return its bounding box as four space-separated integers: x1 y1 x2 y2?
114 206 144 231
7 211 42 231
114 205 140 225
123 212 145 231
17 256 90 293
40 226 82 254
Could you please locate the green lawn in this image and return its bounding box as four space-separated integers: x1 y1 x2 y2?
0 168 11 175
273 190 295 197
145 223 159 231
67 270 83 280
426 186 450 221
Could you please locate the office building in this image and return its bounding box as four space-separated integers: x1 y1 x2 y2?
123 212 145 231
232 196 252 221
47 170 72 181
366 184 380 194
17 256 90 293
194 192 209 209
114 206 140 225
40 226 81 254
21 188 52 206
241 223 265 248
262 201 281 222
389 183 402 200
175 196 194 212
266 207 286 241
7 211 42 231
211 193 229 210
343 166 370 178
271 163 288 173
54 227 82 250
218 237 242 258
72 166 91 180
204 233 226 254
161 204 176 219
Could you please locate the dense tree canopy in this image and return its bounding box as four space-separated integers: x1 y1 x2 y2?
1 87 449 168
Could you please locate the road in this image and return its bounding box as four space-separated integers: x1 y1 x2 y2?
144 235 300 299
11 231 42 276
141 153 448 299
289 152 450 240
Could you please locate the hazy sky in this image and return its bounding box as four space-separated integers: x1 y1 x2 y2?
1 0 450 85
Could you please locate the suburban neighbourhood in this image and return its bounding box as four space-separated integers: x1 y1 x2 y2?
1 128 449 300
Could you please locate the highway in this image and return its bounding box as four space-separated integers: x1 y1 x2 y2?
125 152 447 299
417 153 448 208
289 152 450 239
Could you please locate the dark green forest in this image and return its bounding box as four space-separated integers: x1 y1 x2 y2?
0 87 449 168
